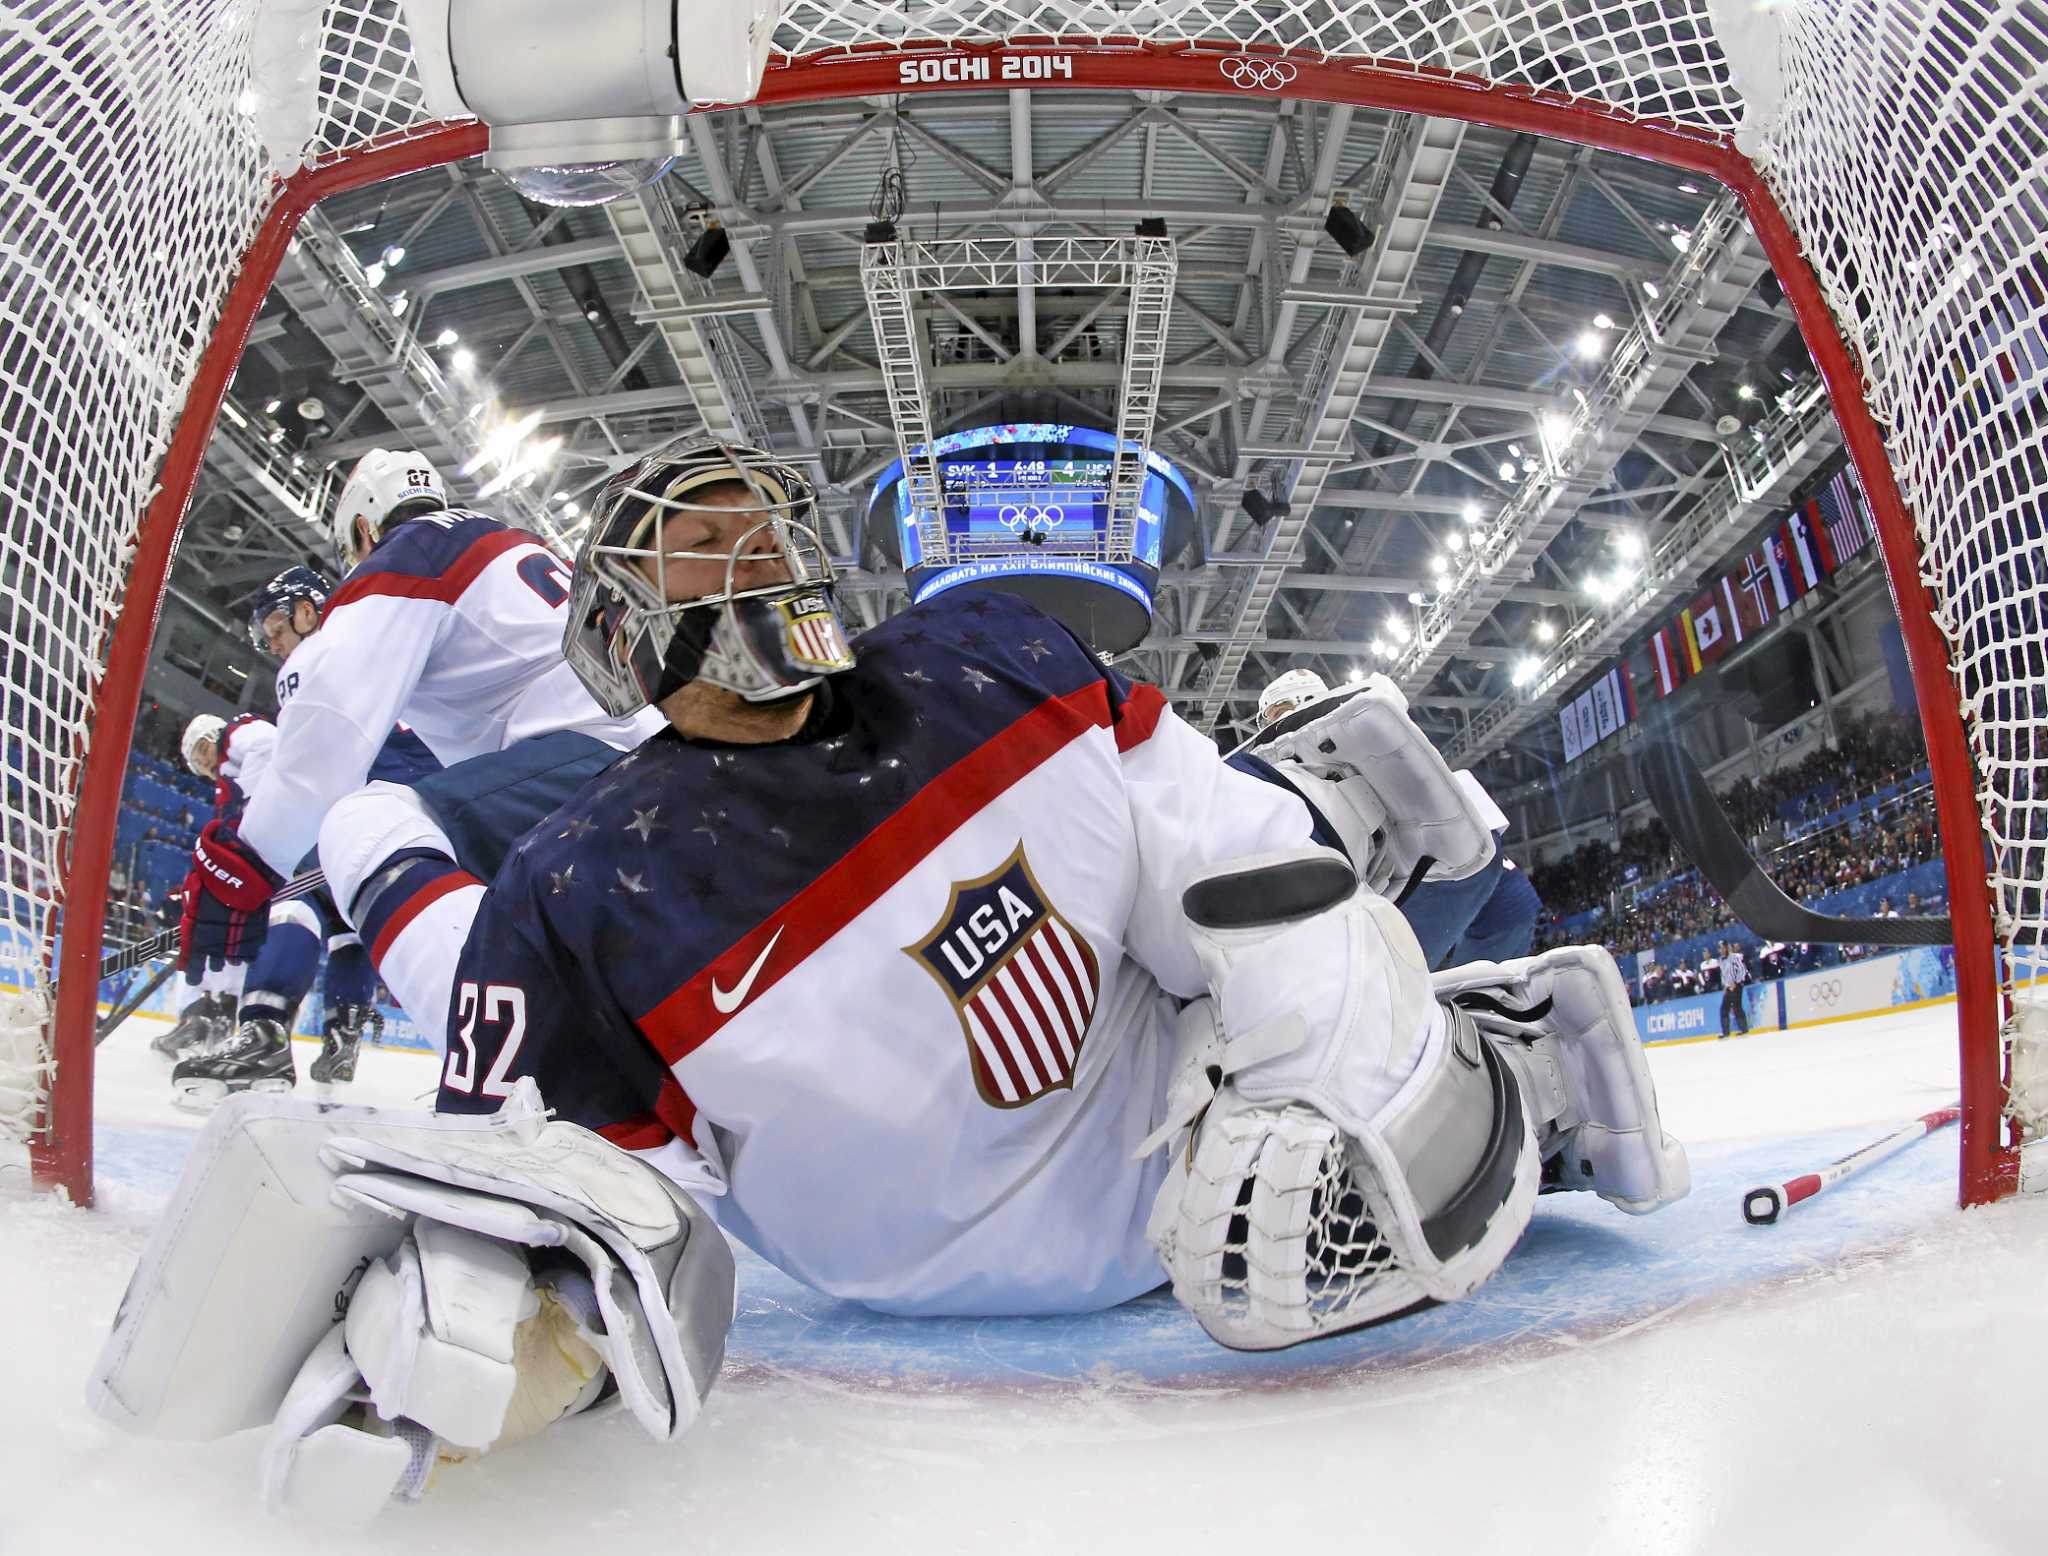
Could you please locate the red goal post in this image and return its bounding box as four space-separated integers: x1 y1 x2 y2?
7 2 2035 1208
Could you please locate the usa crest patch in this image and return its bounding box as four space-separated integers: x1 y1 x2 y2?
907 843 1101 1108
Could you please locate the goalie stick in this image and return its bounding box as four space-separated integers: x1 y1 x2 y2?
96 867 332 980
1742 1105 1961 1224
1636 737 1953 947
96 964 175 1044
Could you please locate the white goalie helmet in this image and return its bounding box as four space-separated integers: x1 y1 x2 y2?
330 449 447 571
180 713 226 778
1258 667 1329 728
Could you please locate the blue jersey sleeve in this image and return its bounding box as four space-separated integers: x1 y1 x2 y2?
434 862 680 1143
369 726 441 784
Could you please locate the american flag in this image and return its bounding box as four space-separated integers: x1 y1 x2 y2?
781 595 854 670
1812 467 1874 569
910 846 1101 1108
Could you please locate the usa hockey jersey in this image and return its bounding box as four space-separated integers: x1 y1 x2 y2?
435 590 1319 1316
239 509 660 877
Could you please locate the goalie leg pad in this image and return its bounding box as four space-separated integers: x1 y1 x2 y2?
1146 848 1537 1350
1434 946 1691 1215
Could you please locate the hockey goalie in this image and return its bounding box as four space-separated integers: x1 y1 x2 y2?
92 441 1688 1521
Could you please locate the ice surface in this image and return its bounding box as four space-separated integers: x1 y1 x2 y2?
5 1006 2044 1554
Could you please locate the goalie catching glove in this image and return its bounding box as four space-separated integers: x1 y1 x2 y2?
1138 848 1686 1352
90 1081 735 1524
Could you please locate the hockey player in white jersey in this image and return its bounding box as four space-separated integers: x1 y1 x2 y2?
174 449 661 982
99 442 1688 1519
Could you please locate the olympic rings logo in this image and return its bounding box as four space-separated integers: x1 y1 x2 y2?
1220 57 1298 91
1806 978 1844 1006
997 504 1065 530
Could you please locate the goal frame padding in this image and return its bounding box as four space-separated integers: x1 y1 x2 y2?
34 43 2016 1208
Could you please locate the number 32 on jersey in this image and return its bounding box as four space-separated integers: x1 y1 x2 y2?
445 981 527 1097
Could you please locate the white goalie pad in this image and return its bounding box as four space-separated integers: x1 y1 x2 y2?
1143 848 1538 1350
90 1081 735 1459
1242 677 1496 897
1434 946 1691 1215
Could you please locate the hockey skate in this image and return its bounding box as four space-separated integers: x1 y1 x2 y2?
170 1018 295 1108
151 992 231 1060
309 1002 380 1085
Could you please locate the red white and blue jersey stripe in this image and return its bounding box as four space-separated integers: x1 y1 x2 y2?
434 589 1319 1317
238 508 659 877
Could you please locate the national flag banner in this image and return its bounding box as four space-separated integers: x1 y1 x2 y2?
1592 675 1618 741
1575 693 1599 754
1737 549 1778 634
1614 665 1638 723
1813 466 1875 569
1561 703 1585 762
1762 534 1793 612
1720 574 1747 645
1782 513 1824 591
1679 609 1704 674
1687 588 1731 663
1650 626 1683 696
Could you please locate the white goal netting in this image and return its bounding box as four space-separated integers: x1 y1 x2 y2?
2 0 2042 1200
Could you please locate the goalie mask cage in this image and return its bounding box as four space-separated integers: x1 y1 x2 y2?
4 0 2040 1207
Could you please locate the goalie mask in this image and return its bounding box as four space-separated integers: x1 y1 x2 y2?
564 442 856 716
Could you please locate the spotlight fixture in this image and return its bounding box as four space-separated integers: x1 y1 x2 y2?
263 398 281 415
364 260 387 288
863 219 898 244
1240 489 1290 526
435 328 460 348
683 224 731 279
1323 202 1376 257
1135 217 1169 239
296 396 326 421
382 244 406 268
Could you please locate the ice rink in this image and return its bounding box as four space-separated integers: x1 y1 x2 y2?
6 1001 2044 1554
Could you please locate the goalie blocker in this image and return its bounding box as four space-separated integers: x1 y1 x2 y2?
89 1082 735 1524
1141 848 1688 1350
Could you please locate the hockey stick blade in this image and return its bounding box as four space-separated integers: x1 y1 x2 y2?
96 963 175 1045
1742 1105 1960 1224
1637 738 1951 947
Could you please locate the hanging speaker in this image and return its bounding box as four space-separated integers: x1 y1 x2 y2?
1324 204 1376 257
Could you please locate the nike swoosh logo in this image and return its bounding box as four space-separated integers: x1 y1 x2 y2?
710 925 784 1015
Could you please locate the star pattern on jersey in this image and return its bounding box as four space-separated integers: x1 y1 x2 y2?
961 665 994 693
902 667 932 685
612 868 650 896
558 816 598 841
768 824 794 849
624 805 666 843
549 863 578 896
1022 639 1052 661
962 595 999 618
694 808 727 845
961 627 995 655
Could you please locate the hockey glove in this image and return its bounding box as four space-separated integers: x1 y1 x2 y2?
178 819 281 971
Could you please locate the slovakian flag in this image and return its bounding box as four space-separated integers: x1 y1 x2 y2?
1781 512 1826 591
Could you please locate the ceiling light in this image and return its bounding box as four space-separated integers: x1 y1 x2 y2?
1575 329 1605 360
1615 529 1644 558
1643 281 1661 300
1345 670 1365 687
263 398 281 415
1534 619 1556 643
1678 181 1701 194
451 347 475 373
1737 382 1756 400
1520 459 1538 474
564 501 581 518
1670 228 1693 253
1541 412 1572 445
435 328 460 348
389 293 410 317
364 260 387 288
1508 443 1524 458
1446 531 1465 553
296 396 326 420
1498 462 1517 480
1593 313 1615 330
383 244 406 268
1511 657 1540 687
1430 553 1449 573
1387 617 1413 644
1406 591 1425 606
1463 502 1483 526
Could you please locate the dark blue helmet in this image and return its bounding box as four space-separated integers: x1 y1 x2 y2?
248 565 333 652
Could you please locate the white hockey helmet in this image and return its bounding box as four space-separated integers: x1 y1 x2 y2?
1258 668 1329 728
330 449 446 571
180 713 227 778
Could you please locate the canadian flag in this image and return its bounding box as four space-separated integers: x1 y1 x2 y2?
1688 590 1729 661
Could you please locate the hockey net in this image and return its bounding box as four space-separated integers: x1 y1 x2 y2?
1 0 2041 1206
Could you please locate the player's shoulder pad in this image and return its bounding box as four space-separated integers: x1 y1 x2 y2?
217 711 268 760
326 508 542 612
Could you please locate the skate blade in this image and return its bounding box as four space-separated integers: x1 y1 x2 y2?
170 1078 229 1112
